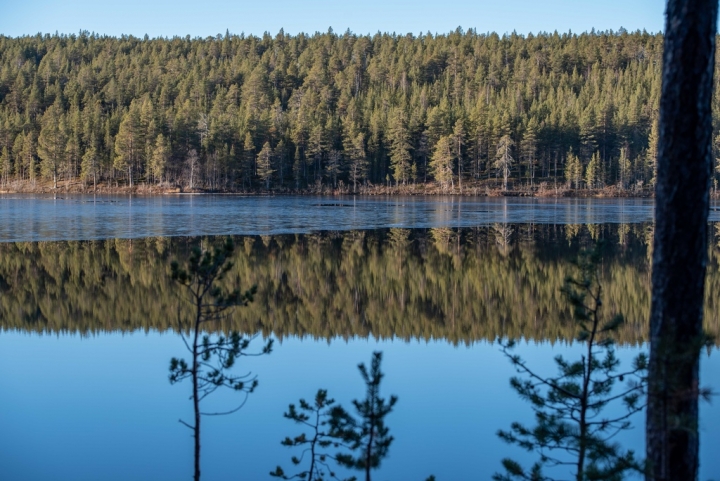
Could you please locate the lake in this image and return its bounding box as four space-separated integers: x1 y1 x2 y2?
0 195 718 481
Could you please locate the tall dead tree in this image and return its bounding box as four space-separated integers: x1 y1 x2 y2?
647 1 718 480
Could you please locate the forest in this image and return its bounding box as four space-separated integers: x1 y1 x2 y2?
0 28 711 194
2 224 720 342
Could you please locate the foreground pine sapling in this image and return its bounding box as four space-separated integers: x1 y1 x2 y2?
169 237 273 481
271 389 355 481
331 351 398 481
495 247 647 481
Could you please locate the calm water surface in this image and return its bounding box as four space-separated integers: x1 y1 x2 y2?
0 196 718 481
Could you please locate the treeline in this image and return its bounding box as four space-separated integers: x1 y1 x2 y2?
2 28 712 193
2 225 720 342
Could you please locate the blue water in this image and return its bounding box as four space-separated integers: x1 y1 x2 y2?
2 332 690 481
0 196 718 481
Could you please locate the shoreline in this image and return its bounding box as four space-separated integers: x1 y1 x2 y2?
0 180 659 198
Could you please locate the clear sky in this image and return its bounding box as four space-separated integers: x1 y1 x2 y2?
0 0 666 38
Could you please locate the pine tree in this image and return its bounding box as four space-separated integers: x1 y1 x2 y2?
256 141 274 190
331 352 398 481
293 146 303 190
345 132 368 193
453 118 466 192
81 144 100 191
169 238 273 481
388 109 412 185
37 102 67 189
646 118 659 187
495 134 515 191
565 149 582 190
325 150 342 188
114 105 142 187
520 120 538 188
0 147 10 187
495 248 647 481
307 124 326 185
241 132 255 189
579 109 598 163
186 149 200 190
21 131 37 184
585 151 601 189
618 147 631 190
271 390 354 481
149 133 170 184
12 132 25 181
274 139 287 187
430 135 455 191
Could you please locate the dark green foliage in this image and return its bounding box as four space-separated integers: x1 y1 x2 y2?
271 389 355 481
495 246 647 481
0 30 702 191
331 352 398 481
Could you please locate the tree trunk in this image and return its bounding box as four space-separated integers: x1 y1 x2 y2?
192 304 202 481
646 1 717 480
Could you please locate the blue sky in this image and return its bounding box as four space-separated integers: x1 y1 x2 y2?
1 0 665 38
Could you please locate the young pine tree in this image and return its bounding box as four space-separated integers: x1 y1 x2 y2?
331 352 398 481
169 238 273 481
271 389 354 481
495 246 647 481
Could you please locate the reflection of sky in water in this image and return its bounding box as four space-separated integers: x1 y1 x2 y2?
0 194 690 243
1 332 718 481
2 197 719 480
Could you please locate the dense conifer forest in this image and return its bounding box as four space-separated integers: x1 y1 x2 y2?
2 225 720 342
2 29 709 194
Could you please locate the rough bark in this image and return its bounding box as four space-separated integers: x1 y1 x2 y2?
647 1 718 480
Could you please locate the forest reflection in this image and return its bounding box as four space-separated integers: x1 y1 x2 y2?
2 223 720 343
